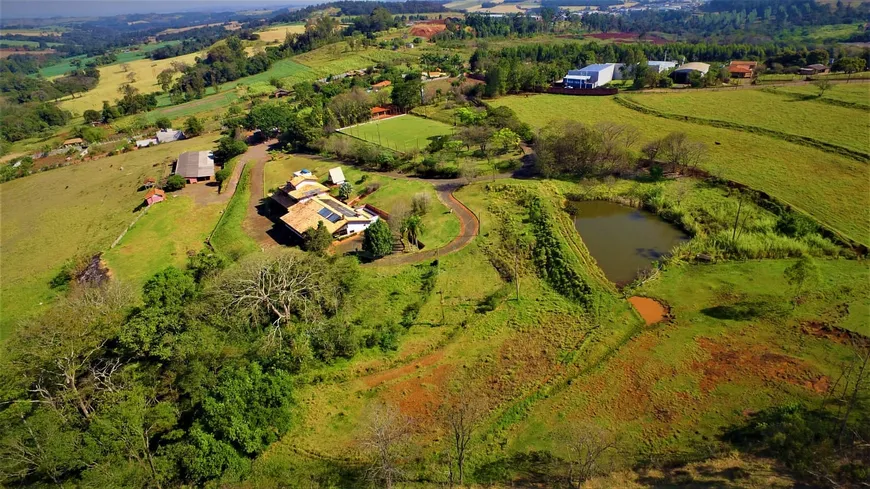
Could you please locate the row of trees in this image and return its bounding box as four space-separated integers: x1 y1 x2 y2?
535 121 707 178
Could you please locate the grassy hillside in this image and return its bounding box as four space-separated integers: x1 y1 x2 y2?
0 134 218 338
492 94 869 245
56 51 203 115
623 89 870 156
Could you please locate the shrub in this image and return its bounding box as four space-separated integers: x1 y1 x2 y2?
184 116 204 136
214 136 247 163
156 117 172 130
164 174 186 191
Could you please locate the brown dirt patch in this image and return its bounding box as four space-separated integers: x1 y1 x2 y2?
801 321 869 347
409 23 447 38
382 363 453 423
629 296 668 325
361 350 445 388
693 337 829 394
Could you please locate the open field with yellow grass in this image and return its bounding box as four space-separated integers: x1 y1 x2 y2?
255 24 306 43
56 51 202 115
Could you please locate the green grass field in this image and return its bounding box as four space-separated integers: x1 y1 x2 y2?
264 154 461 249
623 89 869 156
0 134 219 338
211 165 259 259
765 82 870 109
492 94 869 245
0 39 63 47
102 195 224 290
38 41 182 78
505 257 865 463
339 115 454 152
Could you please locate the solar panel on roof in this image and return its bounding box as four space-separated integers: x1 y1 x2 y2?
317 207 341 223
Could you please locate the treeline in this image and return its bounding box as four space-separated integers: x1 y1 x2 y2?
434 13 552 40
0 66 99 104
149 26 239 60
268 0 447 24
0 103 70 143
581 0 870 42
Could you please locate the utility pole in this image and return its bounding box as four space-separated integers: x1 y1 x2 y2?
514 240 520 302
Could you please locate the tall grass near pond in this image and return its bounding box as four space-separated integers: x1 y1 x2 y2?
564 178 842 261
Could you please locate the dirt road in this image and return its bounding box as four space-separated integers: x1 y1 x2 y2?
239 140 286 248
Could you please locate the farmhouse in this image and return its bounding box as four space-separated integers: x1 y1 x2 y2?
143 188 165 206
174 151 215 183
156 129 184 144
799 64 830 75
672 62 710 83
328 167 346 185
728 61 757 78
270 173 378 238
371 106 397 119
564 64 616 89
371 80 391 91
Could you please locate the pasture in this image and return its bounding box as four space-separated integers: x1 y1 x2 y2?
623 88 870 156
492 94 869 245
765 82 870 109
0 134 218 338
339 115 454 152
56 51 203 115
293 42 418 79
255 24 306 43
505 257 865 463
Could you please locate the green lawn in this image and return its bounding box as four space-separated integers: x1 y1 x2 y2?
210 165 259 260
264 154 461 249
339 115 454 153
623 89 869 156
492 94 870 245
102 195 224 291
0 134 219 339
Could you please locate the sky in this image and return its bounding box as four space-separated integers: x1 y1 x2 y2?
0 0 313 19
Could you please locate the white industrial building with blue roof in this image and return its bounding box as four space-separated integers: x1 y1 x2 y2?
564 63 616 89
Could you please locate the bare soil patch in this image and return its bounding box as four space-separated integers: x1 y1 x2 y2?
361 350 445 388
409 23 447 38
629 296 668 325
693 337 829 394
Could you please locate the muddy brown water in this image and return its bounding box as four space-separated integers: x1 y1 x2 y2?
628 296 668 325
572 200 689 285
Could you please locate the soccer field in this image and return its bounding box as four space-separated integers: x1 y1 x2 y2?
339 115 454 152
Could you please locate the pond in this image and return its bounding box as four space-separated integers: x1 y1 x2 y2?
571 200 689 285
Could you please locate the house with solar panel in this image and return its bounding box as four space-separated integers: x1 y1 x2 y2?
270 173 380 239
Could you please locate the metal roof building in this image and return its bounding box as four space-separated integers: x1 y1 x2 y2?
174 151 215 182
564 63 616 89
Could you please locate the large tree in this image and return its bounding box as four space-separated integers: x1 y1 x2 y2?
362 219 393 259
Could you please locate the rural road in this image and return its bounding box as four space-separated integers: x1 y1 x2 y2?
239 139 283 248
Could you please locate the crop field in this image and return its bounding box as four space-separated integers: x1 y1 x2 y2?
0 134 218 338
623 89 870 156
56 51 203 115
0 28 65 36
493 94 869 245
293 42 419 78
0 39 63 47
339 115 454 152
505 257 866 462
264 155 461 248
255 24 306 43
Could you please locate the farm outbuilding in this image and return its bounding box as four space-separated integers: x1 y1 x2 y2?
62 137 84 148
156 129 184 144
564 64 616 89
371 80 391 91
174 151 215 183
672 62 710 84
799 64 830 75
144 188 165 206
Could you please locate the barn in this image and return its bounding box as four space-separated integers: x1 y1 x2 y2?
174 151 215 183
564 64 616 89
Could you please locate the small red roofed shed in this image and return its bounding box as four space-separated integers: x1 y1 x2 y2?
144 188 165 206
